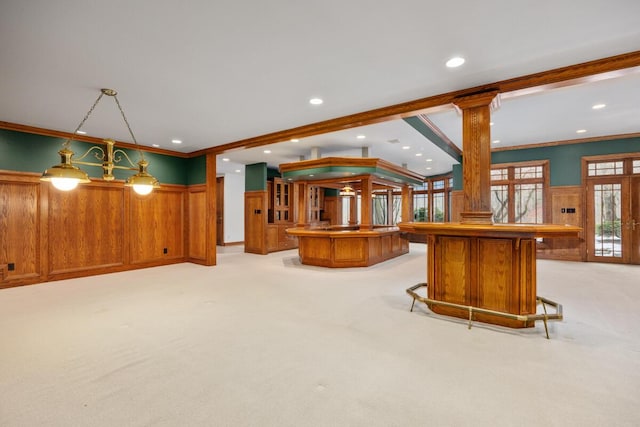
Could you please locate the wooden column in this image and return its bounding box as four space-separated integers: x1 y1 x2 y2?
204 152 217 265
360 176 372 229
401 184 413 223
296 182 308 227
454 90 498 224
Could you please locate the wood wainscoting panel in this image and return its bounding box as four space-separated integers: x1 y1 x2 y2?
48 184 125 274
477 238 513 313
130 188 185 264
0 180 40 283
188 189 207 261
539 186 584 261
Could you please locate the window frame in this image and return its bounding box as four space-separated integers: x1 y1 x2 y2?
490 160 549 224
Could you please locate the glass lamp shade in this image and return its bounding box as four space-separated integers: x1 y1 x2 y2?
132 184 154 195
125 159 159 195
51 177 81 191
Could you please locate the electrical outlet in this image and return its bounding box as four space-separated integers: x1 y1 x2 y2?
163 248 168 254
8 263 15 271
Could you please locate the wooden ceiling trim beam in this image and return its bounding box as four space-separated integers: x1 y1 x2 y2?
204 50 640 157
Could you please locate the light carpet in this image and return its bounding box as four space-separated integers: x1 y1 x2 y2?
0 244 639 427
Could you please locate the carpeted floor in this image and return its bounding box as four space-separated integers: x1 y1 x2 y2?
1 244 638 426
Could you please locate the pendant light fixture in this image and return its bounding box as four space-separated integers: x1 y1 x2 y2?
41 88 159 195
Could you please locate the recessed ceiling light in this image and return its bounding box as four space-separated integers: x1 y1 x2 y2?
309 174 314 177
402 146 410 150
446 56 465 68
152 144 160 148
309 97 323 105
356 135 366 140
592 104 606 110
290 138 299 142
76 130 87 135
492 139 501 144
415 153 423 157
489 122 494 126
426 158 433 162
263 150 271 154
426 167 432 170
222 158 230 162
171 139 182 144
235 169 241 173
576 129 587 134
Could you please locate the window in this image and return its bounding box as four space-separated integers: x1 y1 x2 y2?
491 162 547 224
588 161 624 176
412 175 453 222
633 159 640 174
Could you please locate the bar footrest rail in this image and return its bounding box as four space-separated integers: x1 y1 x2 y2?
406 283 563 339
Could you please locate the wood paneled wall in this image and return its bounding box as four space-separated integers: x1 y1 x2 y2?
187 186 207 262
538 185 584 260
0 170 193 288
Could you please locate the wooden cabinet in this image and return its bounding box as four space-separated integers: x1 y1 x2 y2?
246 179 298 254
308 185 324 223
273 178 292 222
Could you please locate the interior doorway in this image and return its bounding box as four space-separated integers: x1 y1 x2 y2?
585 156 640 264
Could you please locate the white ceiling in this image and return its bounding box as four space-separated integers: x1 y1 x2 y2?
1 0 639 178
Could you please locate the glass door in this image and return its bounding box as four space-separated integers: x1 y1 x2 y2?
586 167 640 264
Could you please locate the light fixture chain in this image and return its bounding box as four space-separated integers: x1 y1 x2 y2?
64 91 106 148
112 94 145 161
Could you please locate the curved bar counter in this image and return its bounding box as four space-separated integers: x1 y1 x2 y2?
285 225 409 268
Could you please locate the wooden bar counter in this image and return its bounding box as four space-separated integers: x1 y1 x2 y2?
286 225 409 268
398 222 581 328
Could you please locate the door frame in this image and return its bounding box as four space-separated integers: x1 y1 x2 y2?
583 153 640 264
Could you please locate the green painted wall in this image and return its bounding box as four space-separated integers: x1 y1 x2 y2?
450 137 639 190
492 137 639 186
245 162 267 191
187 155 206 185
452 164 463 190
0 129 189 185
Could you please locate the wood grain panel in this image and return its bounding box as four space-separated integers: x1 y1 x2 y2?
188 189 207 260
244 191 268 254
334 238 365 262
540 186 584 260
0 181 39 281
300 237 331 261
477 238 512 313
49 185 124 273
437 236 469 305
130 188 185 264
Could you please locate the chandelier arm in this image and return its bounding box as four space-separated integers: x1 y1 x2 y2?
63 91 106 149
112 94 145 161
112 148 139 169
73 145 105 162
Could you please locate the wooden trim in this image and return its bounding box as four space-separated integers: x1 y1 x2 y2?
205 152 217 265
0 121 190 158
279 157 425 183
200 51 640 156
492 132 640 152
417 114 462 156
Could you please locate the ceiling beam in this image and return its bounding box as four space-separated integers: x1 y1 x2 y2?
202 50 640 157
